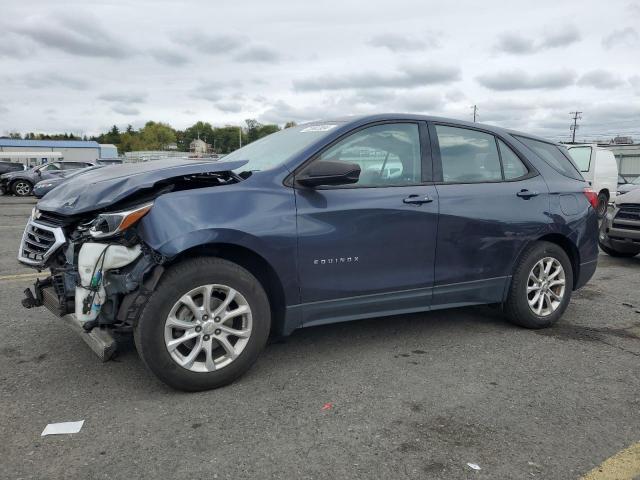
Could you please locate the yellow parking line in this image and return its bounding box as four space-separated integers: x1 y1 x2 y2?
581 442 640 479
0 272 42 281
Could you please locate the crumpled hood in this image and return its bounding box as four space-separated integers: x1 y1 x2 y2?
37 158 248 215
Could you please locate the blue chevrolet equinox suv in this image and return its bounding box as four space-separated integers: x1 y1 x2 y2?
19 114 598 391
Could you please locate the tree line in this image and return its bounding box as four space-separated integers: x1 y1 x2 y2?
3 119 297 155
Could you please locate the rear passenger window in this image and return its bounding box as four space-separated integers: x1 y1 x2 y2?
498 139 528 179
516 136 583 180
435 125 502 183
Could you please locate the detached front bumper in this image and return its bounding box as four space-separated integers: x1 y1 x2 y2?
23 279 117 361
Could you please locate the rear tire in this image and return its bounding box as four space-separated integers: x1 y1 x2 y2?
504 242 573 329
134 257 271 391
11 180 32 196
596 192 608 218
599 241 640 258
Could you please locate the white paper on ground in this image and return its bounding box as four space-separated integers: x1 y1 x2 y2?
467 463 481 470
41 420 84 436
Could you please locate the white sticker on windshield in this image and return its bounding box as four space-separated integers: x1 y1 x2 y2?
300 124 337 133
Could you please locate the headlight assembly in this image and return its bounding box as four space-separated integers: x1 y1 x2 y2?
89 203 153 239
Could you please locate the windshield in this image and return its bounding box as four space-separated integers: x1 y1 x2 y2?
219 123 342 172
567 146 592 172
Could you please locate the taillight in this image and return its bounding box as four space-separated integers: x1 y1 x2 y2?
583 187 598 209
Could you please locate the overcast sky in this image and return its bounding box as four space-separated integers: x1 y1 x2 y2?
1 0 639 141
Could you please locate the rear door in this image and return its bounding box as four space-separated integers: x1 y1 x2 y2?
429 123 549 307
294 122 439 324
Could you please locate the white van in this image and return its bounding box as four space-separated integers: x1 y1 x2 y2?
567 144 618 217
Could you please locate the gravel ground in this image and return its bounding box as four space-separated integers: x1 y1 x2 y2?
0 194 638 479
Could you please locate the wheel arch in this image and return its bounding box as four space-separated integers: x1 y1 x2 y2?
534 233 580 289
166 242 288 336
10 178 33 189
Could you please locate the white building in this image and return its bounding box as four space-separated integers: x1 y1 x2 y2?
190 138 209 155
0 139 103 166
99 144 118 159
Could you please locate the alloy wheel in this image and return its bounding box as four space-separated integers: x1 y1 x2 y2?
526 257 566 317
14 181 31 196
164 284 253 372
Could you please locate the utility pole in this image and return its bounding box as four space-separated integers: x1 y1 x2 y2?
471 104 478 122
239 126 242 148
569 111 582 143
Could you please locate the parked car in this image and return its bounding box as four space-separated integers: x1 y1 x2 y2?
0 161 25 176
567 144 618 217
33 165 103 198
0 160 95 196
617 175 640 196
18 114 599 391
599 189 640 257
97 159 123 165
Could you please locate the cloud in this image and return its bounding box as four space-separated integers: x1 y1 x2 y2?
602 27 639 49
577 69 625 89
368 33 439 52
630 75 640 92
149 48 190 66
494 25 581 54
294 63 461 91
477 69 576 90
98 92 147 104
213 101 244 113
111 105 140 115
22 73 90 90
171 32 245 54
233 45 280 63
540 26 582 48
10 14 131 58
494 33 536 54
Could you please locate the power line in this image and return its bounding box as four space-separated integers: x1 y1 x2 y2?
569 111 582 143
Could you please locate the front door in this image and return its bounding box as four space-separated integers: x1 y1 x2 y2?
294 122 439 325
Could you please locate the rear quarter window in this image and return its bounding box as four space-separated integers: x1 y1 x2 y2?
567 146 592 172
515 136 584 181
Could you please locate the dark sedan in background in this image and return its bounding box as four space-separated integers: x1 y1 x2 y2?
0 160 95 196
32 165 103 198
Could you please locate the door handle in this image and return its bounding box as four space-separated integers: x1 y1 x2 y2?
403 194 433 205
516 189 539 199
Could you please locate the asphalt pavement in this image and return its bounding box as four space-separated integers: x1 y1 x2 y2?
1 194 639 479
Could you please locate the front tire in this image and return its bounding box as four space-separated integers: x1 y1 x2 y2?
134 257 271 391
504 242 573 329
12 180 32 196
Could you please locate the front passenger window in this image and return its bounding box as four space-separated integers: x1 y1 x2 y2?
435 125 502 183
317 123 422 187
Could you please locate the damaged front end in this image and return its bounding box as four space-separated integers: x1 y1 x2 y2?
19 205 165 360
17 159 248 360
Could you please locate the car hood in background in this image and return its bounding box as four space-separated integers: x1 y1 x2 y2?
616 188 640 205
618 183 640 195
37 158 248 215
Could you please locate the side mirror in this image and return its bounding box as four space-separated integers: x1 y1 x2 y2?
296 160 361 188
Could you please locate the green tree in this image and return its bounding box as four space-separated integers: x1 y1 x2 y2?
284 121 297 129
138 121 176 150
181 121 216 152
